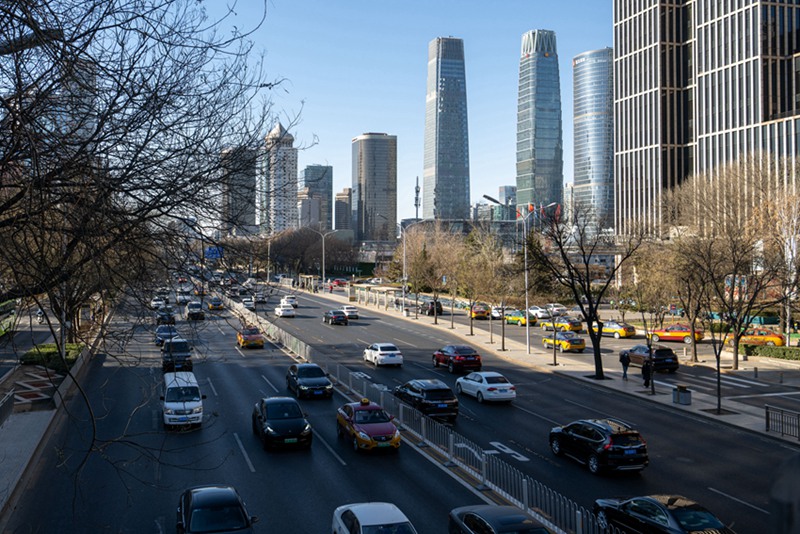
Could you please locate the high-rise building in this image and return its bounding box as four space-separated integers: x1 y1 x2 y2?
299 165 333 230
297 187 321 227
423 37 470 220
220 147 257 236
334 187 352 231
257 122 298 235
573 47 614 231
498 185 517 207
352 133 397 242
614 1 800 235
516 29 563 217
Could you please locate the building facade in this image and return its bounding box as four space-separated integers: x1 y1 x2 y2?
258 122 298 235
516 29 564 217
423 37 471 221
573 47 614 231
614 0 800 235
351 133 397 242
299 164 333 230
334 187 352 231
220 147 257 236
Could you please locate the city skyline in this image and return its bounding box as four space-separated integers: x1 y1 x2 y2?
212 1 612 222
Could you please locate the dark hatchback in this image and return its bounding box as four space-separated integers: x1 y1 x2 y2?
449 504 553 533
323 309 348 325
418 299 443 316
286 363 334 399
594 494 736 534
176 485 258 534
251 396 312 450
549 418 648 475
393 378 459 422
620 344 680 373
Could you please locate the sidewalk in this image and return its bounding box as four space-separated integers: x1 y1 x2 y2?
313 288 800 444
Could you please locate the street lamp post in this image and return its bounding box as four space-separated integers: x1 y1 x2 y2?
309 226 338 290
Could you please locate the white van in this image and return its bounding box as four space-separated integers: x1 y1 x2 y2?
161 372 205 429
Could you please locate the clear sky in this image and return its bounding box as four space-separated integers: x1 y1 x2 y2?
217 1 613 222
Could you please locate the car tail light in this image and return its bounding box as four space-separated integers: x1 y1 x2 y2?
487 387 497 392
509 386 516 391
603 437 613 450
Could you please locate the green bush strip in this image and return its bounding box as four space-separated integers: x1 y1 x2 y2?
19 343 84 374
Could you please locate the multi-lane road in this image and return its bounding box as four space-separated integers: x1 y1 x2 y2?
4 288 798 533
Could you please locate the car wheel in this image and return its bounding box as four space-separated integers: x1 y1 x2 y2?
448 361 455 374
550 437 562 456
614 332 621 339
352 436 360 452
651 334 660 342
456 383 462 394
261 436 270 451
432 356 439 368
477 392 484 403
596 510 609 529
683 336 693 344
578 349 584 353
251 416 258 435
588 454 602 474
767 341 776 346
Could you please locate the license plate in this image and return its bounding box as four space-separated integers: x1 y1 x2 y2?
499 389 507 393
285 438 298 443
664 359 673 363
377 442 390 447
625 449 635 455
177 417 188 422
437 404 447 408
314 391 323 395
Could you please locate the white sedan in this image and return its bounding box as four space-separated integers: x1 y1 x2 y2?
332 502 418 534
363 343 403 367
274 304 296 317
281 295 298 308
528 305 552 319
455 371 516 403
149 296 166 309
341 305 359 319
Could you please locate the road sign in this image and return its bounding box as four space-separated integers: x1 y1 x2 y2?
205 246 223 259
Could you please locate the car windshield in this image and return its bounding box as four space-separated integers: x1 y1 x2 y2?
453 346 476 355
485 376 509 385
157 326 177 335
561 332 579 340
671 508 725 530
265 402 302 420
379 345 399 352
165 386 200 403
653 349 676 358
189 505 247 533
164 341 191 353
612 433 644 447
362 522 417 534
297 367 325 378
354 409 390 424
242 328 259 336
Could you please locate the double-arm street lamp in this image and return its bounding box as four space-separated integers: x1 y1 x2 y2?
308 226 338 289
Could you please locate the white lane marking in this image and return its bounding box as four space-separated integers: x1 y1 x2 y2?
488 441 529 462
708 487 769 514
233 432 256 473
235 346 245 358
399 340 419 348
206 377 219 397
697 374 767 387
726 390 800 400
154 517 164 534
261 374 279 393
313 430 347 466
512 404 561 426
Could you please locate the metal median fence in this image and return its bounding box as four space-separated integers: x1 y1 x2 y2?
766 404 800 440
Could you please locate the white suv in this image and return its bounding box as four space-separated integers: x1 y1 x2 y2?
341 305 359 319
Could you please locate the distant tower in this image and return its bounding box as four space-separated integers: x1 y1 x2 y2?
299 165 333 230
334 187 352 230
258 122 298 234
351 133 397 242
516 29 563 217
220 147 257 236
423 37 470 220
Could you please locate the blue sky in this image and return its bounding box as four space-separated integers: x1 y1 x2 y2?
217 1 612 221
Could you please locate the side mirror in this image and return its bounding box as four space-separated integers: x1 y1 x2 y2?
250 516 260 524
202 394 207 400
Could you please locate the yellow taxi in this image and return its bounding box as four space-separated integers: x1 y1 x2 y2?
237 325 264 349
542 331 586 353
591 320 637 339
207 296 224 310
505 310 536 326
336 398 401 452
470 303 490 320
725 328 785 347
540 316 583 332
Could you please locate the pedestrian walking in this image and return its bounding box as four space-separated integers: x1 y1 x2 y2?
619 352 630 381
642 357 652 388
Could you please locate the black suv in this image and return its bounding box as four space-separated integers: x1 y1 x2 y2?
418 300 443 316
161 338 193 372
323 310 348 325
619 344 679 373
393 379 459 422
286 363 333 399
549 418 648 475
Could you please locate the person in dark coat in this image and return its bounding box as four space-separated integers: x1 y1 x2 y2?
619 352 630 381
642 356 652 387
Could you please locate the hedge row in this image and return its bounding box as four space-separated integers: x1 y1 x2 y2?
741 344 800 361
20 343 84 374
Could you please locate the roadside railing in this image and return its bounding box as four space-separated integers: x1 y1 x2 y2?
327 363 621 534
766 404 800 440
0 391 13 429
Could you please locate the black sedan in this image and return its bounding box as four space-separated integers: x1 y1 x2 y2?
286 363 334 399
154 325 179 345
619 344 680 373
449 504 553 533
251 396 312 450
593 495 736 533
323 309 348 325
176 485 258 534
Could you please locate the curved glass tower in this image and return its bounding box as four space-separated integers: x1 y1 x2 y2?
573 48 614 231
423 37 470 220
516 30 563 216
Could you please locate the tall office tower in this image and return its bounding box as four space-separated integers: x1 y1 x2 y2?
573 48 614 231
423 37 471 220
615 1 800 235
334 187 352 231
498 185 517 207
516 29 563 217
351 133 397 242
299 165 333 230
220 147 257 236
257 122 298 234
297 187 321 227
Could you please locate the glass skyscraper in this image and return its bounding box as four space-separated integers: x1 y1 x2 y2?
351 133 397 242
516 29 563 216
423 37 470 221
299 165 333 230
573 48 614 231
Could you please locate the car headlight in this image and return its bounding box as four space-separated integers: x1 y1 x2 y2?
164 408 175 415
191 407 202 414
299 385 309 390
357 431 371 442
324 384 333 390
302 424 312 435
265 426 277 435
393 429 401 439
